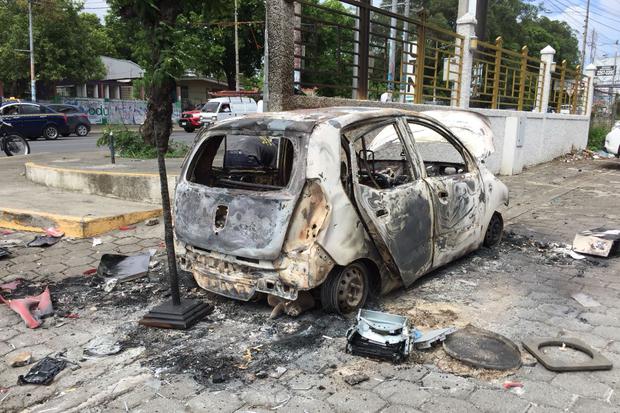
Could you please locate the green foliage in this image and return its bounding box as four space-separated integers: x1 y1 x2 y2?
96 126 189 159
588 126 610 151
0 0 109 98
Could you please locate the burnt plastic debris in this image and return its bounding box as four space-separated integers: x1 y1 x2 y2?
27 235 62 248
18 357 67 385
97 253 150 282
0 247 10 259
443 325 521 370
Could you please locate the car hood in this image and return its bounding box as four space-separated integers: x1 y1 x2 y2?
423 110 495 160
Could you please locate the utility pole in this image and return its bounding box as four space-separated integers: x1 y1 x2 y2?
387 0 398 93
580 0 590 73
589 28 597 63
611 42 618 128
28 0 36 101
234 0 240 92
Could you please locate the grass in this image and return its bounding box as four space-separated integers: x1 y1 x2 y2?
587 125 610 151
96 126 189 159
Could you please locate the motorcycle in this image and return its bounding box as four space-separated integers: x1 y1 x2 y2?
0 117 30 156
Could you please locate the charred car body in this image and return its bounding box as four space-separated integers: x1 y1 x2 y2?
174 107 508 314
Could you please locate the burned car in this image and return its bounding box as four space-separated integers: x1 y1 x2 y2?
174 107 508 314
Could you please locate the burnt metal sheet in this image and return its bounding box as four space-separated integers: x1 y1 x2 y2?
572 228 620 257
97 254 150 282
423 110 495 159
523 337 613 372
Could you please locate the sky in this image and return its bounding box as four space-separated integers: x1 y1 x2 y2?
82 0 620 64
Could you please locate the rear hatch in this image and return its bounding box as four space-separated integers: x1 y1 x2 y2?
174 130 306 261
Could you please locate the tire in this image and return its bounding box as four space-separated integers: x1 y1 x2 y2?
483 212 503 247
321 262 369 314
3 134 31 156
76 124 89 137
43 125 59 140
184 127 195 133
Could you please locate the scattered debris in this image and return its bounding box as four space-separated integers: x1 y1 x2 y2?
573 228 620 257
552 246 586 260
522 337 613 372
145 218 159 226
343 373 369 386
18 356 67 385
414 327 458 349
346 309 413 363
255 370 268 379
268 292 315 319
0 247 10 259
119 225 136 231
0 229 15 235
269 366 287 379
92 238 102 247
571 292 601 308
97 253 150 282
6 351 32 367
84 336 122 358
82 268 97 276
0 239 22 247
0 280 21 291
442 325 522 370
0 287 54 328
103 278 118 293
27 235 62 248
44 227 64 238
503 381 523 389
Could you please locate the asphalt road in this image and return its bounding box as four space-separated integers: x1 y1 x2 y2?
7 130 198 156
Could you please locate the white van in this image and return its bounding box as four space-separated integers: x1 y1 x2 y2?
199 97 258 126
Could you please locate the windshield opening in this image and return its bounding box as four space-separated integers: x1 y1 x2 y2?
202 102 220 113
187 134 295 191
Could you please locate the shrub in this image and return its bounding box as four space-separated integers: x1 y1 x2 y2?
96 126 189 159
587 125 609 151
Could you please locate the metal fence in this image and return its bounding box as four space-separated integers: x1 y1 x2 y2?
293 0 590 114
294 0 463 106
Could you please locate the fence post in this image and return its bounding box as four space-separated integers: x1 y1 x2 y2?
517 46 528 111
584 63 596 117
414 11 427 104
571 65 581 114
538 45 555 113
264 0 295 111
491 36 503 109
557 60 566 113
455 12 477 109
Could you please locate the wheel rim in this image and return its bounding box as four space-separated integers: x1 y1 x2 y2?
5 136 28 155
337 266 365 312
77 125 87 136
45 127 58 139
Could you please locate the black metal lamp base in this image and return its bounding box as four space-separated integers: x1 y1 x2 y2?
139 299 213 329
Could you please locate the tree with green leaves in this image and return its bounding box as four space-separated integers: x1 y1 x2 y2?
108 0 217 327
0 0 110 99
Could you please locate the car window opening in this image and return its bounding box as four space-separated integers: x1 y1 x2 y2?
187 134 294 191
353 124 413 190
407 122 468 177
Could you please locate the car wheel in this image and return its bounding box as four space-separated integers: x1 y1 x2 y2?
483 212 503 247
184 127 195 133
321 262 369 314
43 125 59 140
76 124 89 137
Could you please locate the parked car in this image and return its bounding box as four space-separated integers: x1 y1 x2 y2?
198 97 258 126
605 121 620 156
174 107 509 314
178 109 202 133
0 102 69 140
46 104 91 137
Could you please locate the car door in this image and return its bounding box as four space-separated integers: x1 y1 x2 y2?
347 118 434 287
18 104 44 137
405 118 485 268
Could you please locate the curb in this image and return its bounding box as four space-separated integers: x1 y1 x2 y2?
0 207 162 238
25 162 178 204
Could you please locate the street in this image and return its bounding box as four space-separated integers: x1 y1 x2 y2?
9 130 197 156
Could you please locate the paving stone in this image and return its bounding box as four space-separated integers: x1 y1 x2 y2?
420 371 476 398
239 383 291 409
326 389 386 413
518 380 574 409
373 379 430 407
381 404 422 413
579 312 620 328
550 373 612 399
571 397 619 413
282 395 333 412
392 366 429 383
593 325 620 341
114 244 145 254
137 396 189 413
419 396 478 413
286 371 338 400
469 388 530 413
114 236 141 246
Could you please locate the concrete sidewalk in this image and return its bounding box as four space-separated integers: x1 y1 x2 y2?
0 153 163 237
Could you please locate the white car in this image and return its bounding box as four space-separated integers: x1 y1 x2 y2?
605 121 620 156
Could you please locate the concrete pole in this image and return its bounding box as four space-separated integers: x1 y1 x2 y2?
585 63 596 117
388 0 398 91
456 12 477 109
264 0 295 111
28 0 36 101
399 0 411 103
538 45 555 113
234 0 240 92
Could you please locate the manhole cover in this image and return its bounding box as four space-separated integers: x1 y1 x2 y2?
443 325 521 370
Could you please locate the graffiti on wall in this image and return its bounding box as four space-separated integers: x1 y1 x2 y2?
60 98 181 125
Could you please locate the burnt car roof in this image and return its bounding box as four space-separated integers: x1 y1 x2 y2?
208 107 417 134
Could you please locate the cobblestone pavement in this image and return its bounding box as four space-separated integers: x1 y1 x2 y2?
1 157 619 413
